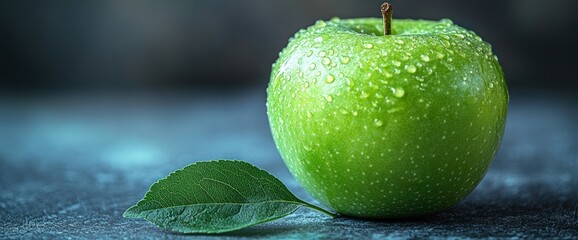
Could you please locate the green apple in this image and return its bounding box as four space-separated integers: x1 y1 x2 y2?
266 3 508 218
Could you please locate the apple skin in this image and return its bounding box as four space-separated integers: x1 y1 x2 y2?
266 18 508 218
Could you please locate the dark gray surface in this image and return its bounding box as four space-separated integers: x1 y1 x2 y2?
0 90 576 239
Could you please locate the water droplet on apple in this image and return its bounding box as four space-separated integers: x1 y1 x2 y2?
340 56 350 64
384 71 393 78
319 51 327 57
307 50 313 57
363 43 373 49
374 119 384 127
489 82 494 88
309 63 316 70
392 87 405 98
395 39 405 45
456 34 465 39
440 18 453 26
307 111 313 118
420 55 430 62
352 111 359 116
325 95 333 102
340 109 348 115
316 20 327 27
345 78 353 86
392 60 401 67
325 75 335 83
328 49 334 56
304 82 310 88
406 65 417 73
436 52 445 59
401 55 410 61
314 36 324 42
322 57 331 65
360 91 369 99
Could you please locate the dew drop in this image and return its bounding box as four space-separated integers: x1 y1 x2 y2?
304 82 310 88
352 111 359 116
406 65 417 73
325 75 335 83
392 87 405 98
310 63 316 70
345 78 354 86
363 43 374 49
307 50 313 57
374 119 384 127
392 60 401 67
440 19 453 26
436 52 445 59
420 55 430 62
314 36 324 42
322 57 331 65
307 111 313 118
384 71 393 78
395 39 405 45
489 82 494 88
360 91 370 99
316 20 327 27
319 51 327 57
328 49 334 56
340 109 349 115
340 56 351 64
325 95 333 102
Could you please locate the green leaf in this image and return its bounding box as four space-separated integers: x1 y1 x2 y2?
124 160 334 234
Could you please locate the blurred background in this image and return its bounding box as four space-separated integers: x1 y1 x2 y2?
1 0 577 93
1 1 577 238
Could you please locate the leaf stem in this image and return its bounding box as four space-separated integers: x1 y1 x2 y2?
302 203 337 218
381 2 392 36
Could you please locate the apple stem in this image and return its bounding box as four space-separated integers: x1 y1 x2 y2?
381 2 392 36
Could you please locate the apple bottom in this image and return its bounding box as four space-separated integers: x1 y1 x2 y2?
282 138 495 218
273 105 503 218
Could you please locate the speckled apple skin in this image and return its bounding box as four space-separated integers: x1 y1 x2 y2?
266 18 508 218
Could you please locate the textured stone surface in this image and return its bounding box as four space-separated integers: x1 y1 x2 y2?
0 90 576 239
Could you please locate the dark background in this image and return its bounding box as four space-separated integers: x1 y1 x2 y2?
1 1 577 238
1 0 577 92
